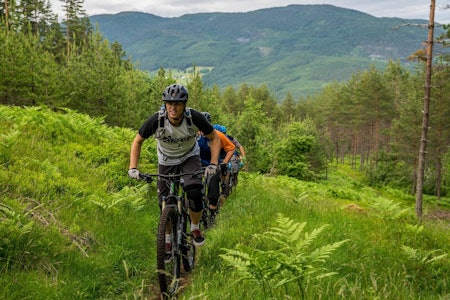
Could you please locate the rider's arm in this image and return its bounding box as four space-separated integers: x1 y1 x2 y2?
232 137 246 158
129 114 158 170
129 133 145 169
217 131 235 164
239 145 246 159
204 130 220 166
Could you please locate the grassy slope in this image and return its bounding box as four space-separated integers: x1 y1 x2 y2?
0 106 449 299
186 172 450 299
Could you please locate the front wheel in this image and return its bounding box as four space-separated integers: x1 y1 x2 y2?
157 205 180 297
181 213 196 272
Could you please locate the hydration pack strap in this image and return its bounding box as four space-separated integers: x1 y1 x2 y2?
158 107 192 129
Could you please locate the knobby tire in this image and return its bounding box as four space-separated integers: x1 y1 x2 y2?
181 209 195 272
157 205 180 297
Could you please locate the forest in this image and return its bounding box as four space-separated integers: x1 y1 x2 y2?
1 0 449 198
1 1 450 299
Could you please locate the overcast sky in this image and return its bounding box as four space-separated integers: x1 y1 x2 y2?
50 0 450 23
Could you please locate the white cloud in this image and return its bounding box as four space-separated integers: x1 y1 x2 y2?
50 0 450 23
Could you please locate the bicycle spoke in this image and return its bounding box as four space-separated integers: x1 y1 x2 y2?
157 205 180 296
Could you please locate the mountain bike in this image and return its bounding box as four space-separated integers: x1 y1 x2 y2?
200 172 215 230
200 166 227 230
139 169 203 298
220 162 234 197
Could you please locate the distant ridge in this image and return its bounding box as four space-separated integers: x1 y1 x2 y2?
90 4 433 98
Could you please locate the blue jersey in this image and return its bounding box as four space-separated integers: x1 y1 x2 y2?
197 132 231 166
197 135 212 166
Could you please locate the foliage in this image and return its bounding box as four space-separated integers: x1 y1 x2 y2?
369 197 410 220
401 245 448 265
185 172 450 300
0 105 164 299
0 107 449 299
2 1 450 197
364 151 413 190
274 119 327 180
220 213 349 299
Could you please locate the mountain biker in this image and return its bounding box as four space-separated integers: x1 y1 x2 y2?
197 112 235 218
128 84 221 246
213 124 246 186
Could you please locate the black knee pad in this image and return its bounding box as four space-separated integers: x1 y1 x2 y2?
185 184 203 212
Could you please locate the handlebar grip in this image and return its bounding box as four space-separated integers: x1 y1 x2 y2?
139 173 153 183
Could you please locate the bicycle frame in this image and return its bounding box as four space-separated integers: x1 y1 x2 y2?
139 169 203 298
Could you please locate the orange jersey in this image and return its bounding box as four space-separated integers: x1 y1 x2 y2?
216 130 235 154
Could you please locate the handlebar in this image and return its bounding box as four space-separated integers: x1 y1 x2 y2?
138 169 205 184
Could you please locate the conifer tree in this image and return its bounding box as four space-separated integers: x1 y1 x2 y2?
186 66 206 110
59 0 91 55
281 92 296 121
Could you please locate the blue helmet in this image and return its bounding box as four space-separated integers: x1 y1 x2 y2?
213 124 227 133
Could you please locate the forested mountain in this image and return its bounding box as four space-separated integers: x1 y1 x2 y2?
89 4 434 98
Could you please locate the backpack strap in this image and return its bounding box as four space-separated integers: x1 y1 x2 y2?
158 106 166 129
184 107 192 126
157 106 192 131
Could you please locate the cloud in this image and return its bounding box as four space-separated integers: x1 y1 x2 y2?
50 0 450 23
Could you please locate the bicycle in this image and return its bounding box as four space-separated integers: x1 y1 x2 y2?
200 172 215 230
139 169 203 298
200 165 228 230
220 162 234 197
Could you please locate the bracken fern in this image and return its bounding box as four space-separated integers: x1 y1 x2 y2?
220 213 349 299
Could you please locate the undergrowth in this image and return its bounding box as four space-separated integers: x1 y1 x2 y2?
1 106 449 299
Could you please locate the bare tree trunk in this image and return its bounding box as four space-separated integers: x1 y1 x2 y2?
435 159 441 201
416 0 435 218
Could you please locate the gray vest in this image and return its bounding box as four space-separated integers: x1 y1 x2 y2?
155 109 199 165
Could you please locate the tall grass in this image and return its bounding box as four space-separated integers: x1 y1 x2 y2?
0 106 160 299
184 173 450 299
1 106 449 299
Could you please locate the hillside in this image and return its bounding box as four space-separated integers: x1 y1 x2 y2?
89 4 435 98
1 105 449 299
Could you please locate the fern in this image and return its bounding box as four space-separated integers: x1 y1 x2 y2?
401 245 448 265
89 185 149 211
369 197 409 220
404 223 424 234
220 213 349 299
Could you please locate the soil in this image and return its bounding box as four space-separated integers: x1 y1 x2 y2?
425 208 450 221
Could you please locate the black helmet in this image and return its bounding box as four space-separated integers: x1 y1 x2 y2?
202 112 212 123
162 84 188 102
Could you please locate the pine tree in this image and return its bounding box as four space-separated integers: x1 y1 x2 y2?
59 0 91 55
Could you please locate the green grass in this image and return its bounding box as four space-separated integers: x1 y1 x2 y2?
1 106 449 299
184 173 450 299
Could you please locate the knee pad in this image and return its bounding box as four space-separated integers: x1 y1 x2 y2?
185 185 203 212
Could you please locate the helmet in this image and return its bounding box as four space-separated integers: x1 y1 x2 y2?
162 84 188 102
213 124 226 133
202 112 212 123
